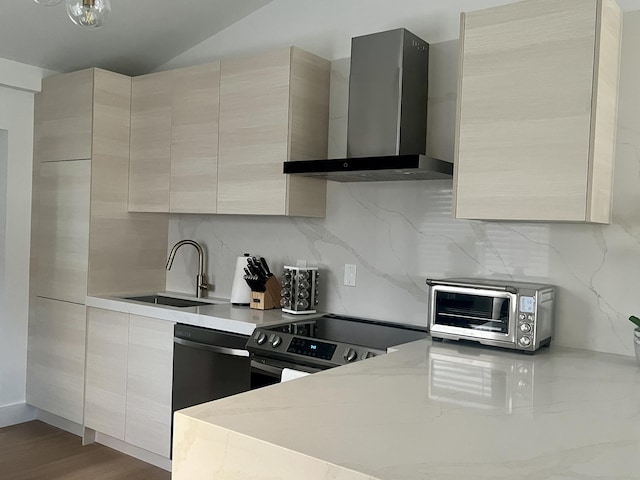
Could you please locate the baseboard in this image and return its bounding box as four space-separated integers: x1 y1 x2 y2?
0 402 37 428
95 432 172 472
36 409 84 436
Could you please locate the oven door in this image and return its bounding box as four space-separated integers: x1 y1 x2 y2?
429 284 517 345
251 356 321 384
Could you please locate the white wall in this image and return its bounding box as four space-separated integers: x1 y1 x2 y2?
0 61 44 426
159 0 510 70
159 0 639 71
0 131 6 327
164 6 640 358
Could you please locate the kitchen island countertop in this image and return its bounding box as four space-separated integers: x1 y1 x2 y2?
173 338 640 479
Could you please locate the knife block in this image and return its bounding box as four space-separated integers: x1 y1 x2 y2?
250 276 281 310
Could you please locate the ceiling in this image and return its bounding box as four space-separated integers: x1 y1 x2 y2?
0 0 273 76
1 0 637 77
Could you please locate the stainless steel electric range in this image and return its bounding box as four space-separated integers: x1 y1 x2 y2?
246 314 429 381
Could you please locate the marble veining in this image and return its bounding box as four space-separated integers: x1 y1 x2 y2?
166 13 640 358
173 340 640 479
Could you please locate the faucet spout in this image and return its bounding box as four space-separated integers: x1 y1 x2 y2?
166 240 208 298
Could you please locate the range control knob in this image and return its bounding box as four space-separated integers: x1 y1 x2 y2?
255 332 267 345
519 336 532 347
344 348 358 362
520 323 532 333
271 335 282 348
364 351 376 359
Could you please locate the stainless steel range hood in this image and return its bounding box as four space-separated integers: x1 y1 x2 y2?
284 28 453 182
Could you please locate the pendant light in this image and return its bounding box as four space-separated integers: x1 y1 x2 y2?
65 0 111 28
33 0 64 5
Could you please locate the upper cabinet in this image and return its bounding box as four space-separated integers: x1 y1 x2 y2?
129 63 220 213
129 70 172 212
453 0 622 223
129 47 329 217
217 47 329 217
34 69 93 163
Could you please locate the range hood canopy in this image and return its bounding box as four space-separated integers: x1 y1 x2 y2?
284 28 453 182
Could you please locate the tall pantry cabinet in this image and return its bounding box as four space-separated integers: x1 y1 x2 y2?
27 69 169 424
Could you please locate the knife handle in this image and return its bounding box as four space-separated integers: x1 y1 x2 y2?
259 257 272 276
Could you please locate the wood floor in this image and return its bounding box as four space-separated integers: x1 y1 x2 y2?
0 421 171 480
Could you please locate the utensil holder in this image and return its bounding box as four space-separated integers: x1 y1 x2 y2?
250 276 281 310
280 266 319 315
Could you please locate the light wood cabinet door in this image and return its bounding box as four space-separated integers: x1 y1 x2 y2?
84 307 129 440
34 69 93 163
26 298 86 424
170 63 220 214
218 48 329 217
125 315 174 458
36 160 90 304
129 70 172 212
218 48 292 215
453 0 621 223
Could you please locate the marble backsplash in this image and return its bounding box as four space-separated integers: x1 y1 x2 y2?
167 14 640 357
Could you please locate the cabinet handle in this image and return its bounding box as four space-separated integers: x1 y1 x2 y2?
173 337 249 358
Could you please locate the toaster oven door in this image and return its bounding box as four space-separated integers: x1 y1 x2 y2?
429 285 517 344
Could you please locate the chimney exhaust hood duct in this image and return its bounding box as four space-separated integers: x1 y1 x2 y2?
284 28 453 182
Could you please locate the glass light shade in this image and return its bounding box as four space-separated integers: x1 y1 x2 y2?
33 0 64 5
65 0 111 28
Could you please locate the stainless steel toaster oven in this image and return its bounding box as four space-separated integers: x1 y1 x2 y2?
426 278 555 353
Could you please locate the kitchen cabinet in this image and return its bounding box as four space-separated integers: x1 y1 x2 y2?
217 47 329 217
453 0 622 223
84 307 129 440
125 314 174 458
36 160 90 304
26 298 86 424
128 70 172 212
129 63 220 213
28 69 169 424
84 307 174 458
33 69 93 162
31 68 168 298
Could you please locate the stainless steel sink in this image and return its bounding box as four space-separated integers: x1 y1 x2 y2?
123 295 215 308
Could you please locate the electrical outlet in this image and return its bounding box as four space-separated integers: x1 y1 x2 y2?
344 264 357 287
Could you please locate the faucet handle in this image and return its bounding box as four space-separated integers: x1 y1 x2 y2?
197 273 209 298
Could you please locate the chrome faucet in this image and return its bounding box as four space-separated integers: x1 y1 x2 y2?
166 240 208 298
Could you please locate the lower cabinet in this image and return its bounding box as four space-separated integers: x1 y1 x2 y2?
125 314 174 458
84 307 174 458
84 308 129 439
26 297 86 424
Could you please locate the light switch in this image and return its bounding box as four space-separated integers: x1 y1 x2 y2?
344 264 357 287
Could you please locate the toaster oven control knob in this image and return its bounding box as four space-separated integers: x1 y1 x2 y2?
518 313 526 321
255 332 267 345
519 336 532 347
344 348 358 362
520 323 532 334
270 335 282 348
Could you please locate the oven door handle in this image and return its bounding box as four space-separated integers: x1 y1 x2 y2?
174 337 250 358
250 360 284 377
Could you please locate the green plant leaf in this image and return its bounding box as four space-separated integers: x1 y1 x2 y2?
629 315 640 328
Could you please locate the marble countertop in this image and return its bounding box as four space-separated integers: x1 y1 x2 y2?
86 292 314 335
173 339 640 480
